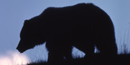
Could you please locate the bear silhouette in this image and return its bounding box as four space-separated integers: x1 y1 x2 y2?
16 3 117 62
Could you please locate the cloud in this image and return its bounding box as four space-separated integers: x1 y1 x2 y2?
0 51 30 65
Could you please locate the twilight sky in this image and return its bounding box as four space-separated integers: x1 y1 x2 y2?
0 0 130 64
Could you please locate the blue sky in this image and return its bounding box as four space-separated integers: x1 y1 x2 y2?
0 0 130 64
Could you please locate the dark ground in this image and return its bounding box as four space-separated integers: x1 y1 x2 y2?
27 54 130 65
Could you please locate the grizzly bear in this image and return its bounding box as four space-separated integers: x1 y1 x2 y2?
17 3 117 62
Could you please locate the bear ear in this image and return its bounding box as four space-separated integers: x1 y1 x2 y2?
25 20 28 22
24 20 29 24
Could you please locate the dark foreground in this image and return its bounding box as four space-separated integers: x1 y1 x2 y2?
27 54 130 65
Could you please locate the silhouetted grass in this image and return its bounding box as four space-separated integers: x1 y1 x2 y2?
27 43 130 65
27 53 130 65
26 43 130 65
